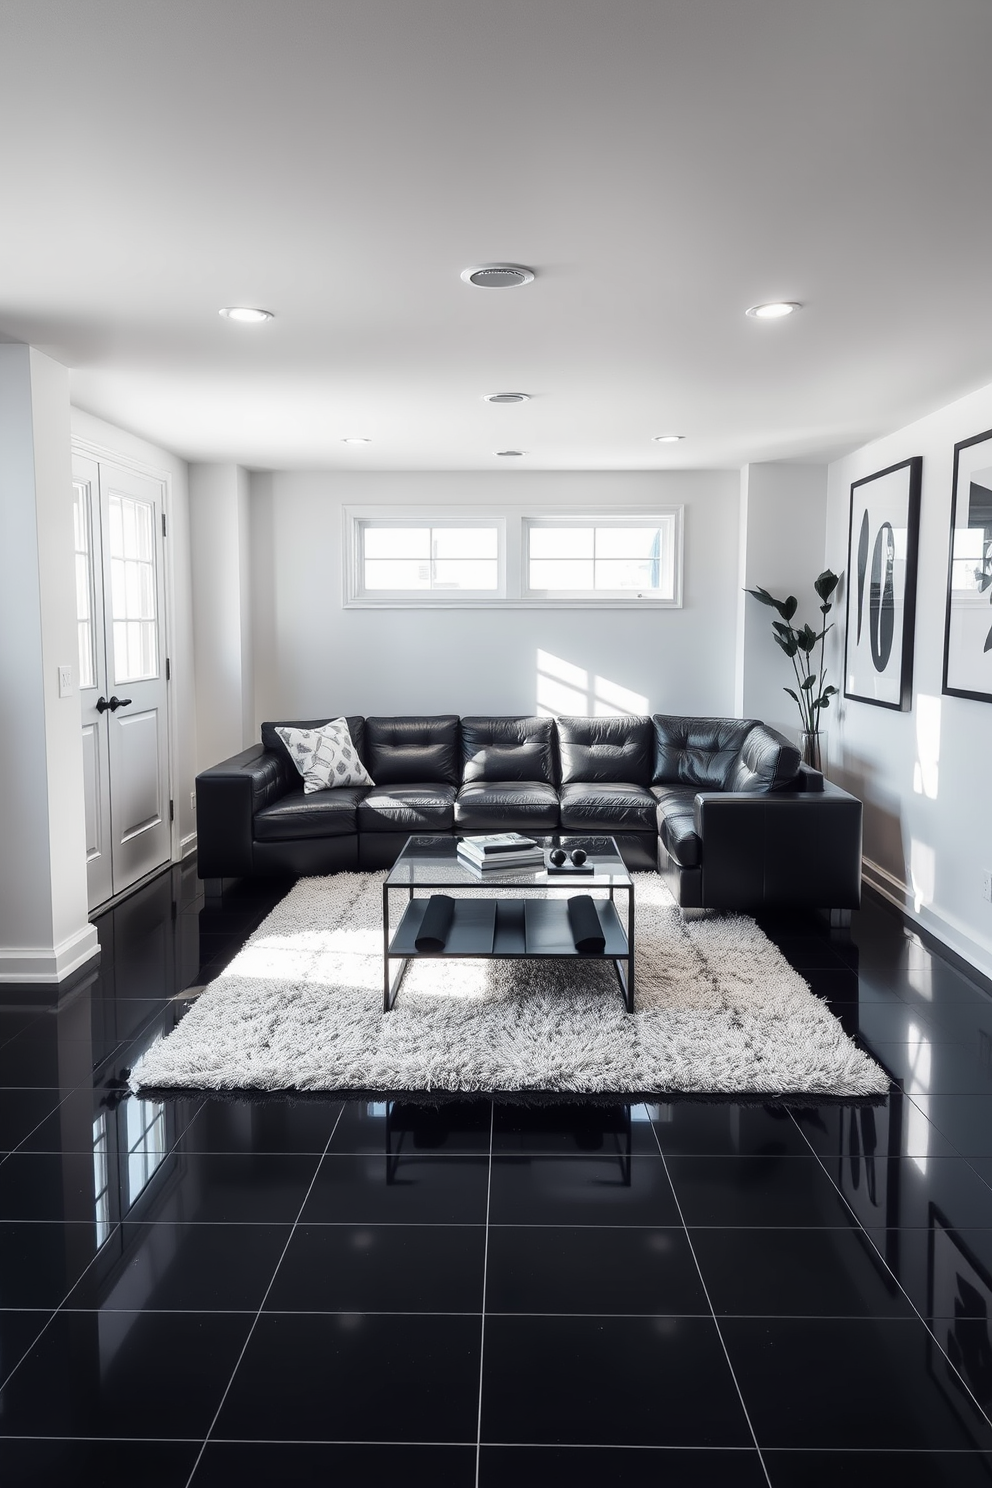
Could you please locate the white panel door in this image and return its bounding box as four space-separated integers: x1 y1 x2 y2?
74 458 114 909
73 454 171 909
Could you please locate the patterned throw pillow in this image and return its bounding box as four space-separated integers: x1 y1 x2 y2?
274 719 374 793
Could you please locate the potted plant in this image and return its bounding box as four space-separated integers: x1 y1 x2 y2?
745 570 840 771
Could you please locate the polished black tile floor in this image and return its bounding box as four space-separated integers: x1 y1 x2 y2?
2 861 992 1484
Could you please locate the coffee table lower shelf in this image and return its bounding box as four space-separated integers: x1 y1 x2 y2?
383 896 633 1013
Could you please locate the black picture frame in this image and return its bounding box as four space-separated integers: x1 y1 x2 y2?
943 427 992 703
844 456 922 710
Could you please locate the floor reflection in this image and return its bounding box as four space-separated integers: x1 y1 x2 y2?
0 868 991 1481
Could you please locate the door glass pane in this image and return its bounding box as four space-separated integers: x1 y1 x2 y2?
72 481 97 689
108 492 158 682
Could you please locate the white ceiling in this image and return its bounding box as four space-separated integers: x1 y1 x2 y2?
3 0 992 472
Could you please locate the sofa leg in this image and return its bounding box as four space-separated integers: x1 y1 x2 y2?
204 878 226 902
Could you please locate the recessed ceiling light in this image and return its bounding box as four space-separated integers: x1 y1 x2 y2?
461 264 535 288
218 306 273 322
652 434 684 443
745 301 802 319
495 449 525 456
484 392 531 404
341 437 371 444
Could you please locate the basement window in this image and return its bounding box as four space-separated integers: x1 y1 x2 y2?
344 506 682 608
524 515 680 603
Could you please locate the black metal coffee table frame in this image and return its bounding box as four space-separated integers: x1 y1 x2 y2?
382 834 635 1014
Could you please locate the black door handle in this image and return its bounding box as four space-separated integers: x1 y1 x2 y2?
95 695 110 713
96 695 132 713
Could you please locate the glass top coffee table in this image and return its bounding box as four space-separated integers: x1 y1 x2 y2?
382 834 635 1014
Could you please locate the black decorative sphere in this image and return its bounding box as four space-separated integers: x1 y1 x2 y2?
549 848 567 866
570 848 587 866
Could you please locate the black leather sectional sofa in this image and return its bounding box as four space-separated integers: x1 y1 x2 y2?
195 713 863 915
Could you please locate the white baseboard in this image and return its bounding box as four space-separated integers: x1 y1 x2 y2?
863 856 992 986
0 923 101 984
179 832 197 859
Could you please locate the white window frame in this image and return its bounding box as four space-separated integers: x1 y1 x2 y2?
344 505 683 608
345 510 507 604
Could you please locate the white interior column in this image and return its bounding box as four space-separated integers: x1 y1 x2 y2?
0 344 99 984
189 463 253 770
735 462 829 741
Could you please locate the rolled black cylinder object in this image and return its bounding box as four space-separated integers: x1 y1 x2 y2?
570 848 587 866
549 848 567 866
415 894 455 952
566 894 606 953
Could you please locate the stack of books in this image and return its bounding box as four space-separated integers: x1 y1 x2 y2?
456 833 544 872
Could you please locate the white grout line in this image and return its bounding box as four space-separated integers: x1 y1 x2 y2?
646 1119 774 1488
786 1107 992 1436
182 1102 347 1488
474 1102 495 1488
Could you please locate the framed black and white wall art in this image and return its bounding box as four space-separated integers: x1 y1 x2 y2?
844 456 922 710
943 428 992 703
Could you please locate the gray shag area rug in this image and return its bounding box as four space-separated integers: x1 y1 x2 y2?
130 872 889 1098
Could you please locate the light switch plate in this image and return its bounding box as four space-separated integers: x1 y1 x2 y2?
58 664 73 697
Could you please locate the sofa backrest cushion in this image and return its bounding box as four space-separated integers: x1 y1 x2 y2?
728 723 802 792
460 716 556 784
652 715 757 789
556 715 653 786
261 716 366 786
364 715 461 786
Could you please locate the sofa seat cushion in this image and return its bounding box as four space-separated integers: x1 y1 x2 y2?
652 785 702 868
357 784 456 833
652 715 756 789
254 787 364 841
454 782 559 831
559 782 657 833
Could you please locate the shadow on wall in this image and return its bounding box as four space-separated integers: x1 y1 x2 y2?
830 743 908 901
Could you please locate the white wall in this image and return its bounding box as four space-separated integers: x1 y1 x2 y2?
0 347 97 981
246 469 741 726
826 378 992 980
736 463 829 743
188 463 253 772
71 408 198 855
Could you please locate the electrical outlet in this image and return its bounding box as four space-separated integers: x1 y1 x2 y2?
58 664 73 697
984 870 992 904
190 791 196 814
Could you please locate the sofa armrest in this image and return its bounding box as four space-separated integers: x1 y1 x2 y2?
693 783 862 910
196 745 291 879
